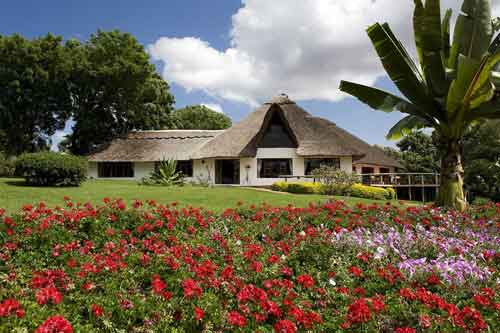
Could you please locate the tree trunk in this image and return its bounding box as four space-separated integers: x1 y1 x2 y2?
436 138 467 211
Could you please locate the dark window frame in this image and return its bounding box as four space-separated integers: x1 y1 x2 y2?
258 159 293 178
304 158 341 175
98 162 134 178
176 160 193 177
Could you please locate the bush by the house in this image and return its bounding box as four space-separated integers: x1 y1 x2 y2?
15 152 87 186
311 166 360 195
350 183 394 200
271 181 321 194
141 159 184 186
0 153 15 177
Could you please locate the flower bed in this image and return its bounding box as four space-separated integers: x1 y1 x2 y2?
0 199 499 332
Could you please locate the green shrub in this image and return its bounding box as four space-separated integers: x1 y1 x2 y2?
386 187 397 200
271 181 321 194
271 181 289 192
311 166 360 195
350 183 392 200
0 153 15 177
141 159 184 186
15 152 87 186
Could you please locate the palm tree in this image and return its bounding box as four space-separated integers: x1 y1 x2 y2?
340 0 500 211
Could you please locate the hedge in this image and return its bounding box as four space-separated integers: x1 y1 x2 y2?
15 152 87 186
271 181 322 194
272 181 396 200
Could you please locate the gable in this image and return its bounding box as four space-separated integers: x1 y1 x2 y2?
257 108 297 149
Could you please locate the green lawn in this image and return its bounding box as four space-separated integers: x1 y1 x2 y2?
0 178 407 213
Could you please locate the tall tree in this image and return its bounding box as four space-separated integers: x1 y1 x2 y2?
171 105 232 130
462 120 500 200
66 30 175 155
0 34 73 155
384 131 440 173
340 0 500 211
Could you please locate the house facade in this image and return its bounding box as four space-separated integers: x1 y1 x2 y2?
88 95 402 185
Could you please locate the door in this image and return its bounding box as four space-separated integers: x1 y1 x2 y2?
215 160 240 184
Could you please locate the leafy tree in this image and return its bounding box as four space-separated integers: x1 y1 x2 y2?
66 30 175 155
340 0 500 211
388 131 440 173
462 120 500 200
0 34 73 156
171 105 232 130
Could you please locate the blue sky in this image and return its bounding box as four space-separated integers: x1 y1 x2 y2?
1 0 417 148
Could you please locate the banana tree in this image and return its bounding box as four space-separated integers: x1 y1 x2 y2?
340 0 500 211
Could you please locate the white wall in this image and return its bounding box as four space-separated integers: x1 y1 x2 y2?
192 159 215 184
352 164 395 174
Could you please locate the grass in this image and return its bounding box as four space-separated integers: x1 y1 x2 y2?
0 178 410 212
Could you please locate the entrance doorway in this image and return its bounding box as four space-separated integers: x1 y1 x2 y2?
215 160 240 185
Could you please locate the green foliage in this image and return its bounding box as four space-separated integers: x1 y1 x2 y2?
141 159 184 186
350 184 394 201
171 105 232 130
0 34 73 156
15 152 87 186
66 31 175 155
312 166 360 195
272 180 395 200
271 181 321 194
384 131 440 173
339 0 500 210
0 153 15 177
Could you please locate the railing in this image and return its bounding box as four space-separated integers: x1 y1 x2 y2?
358 173 440 188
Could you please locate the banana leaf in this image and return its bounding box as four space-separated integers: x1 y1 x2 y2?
458 0 492 60
339 81 426 117
442 9 453 62
367 23 436 114
386 115 432 140
467 53 500 108
413 0 448 96
447 55 482 115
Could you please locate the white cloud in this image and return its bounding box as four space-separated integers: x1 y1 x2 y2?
201 103 224 113
149 0 500 105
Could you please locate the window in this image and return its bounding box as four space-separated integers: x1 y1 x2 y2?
98 162 134 178
176 160 193 177
304 158 340 175
258 111 297 148
258 159 292 178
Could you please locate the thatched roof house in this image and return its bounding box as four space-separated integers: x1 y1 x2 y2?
87 94 402 185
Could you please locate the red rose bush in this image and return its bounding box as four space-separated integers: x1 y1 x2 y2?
0 198 499 332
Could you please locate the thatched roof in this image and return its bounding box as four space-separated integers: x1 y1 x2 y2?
88 130 223 162
87 95 402 169
193 95 366 159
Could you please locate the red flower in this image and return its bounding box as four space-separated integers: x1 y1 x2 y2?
349 266 363 277
297 274 315 288
194 307 204 321
182 278 202 298
36 315 73 333
91 304 103 317
274 319 297 333
0 299 24 318
426 274 441 286
36 287 62 305
228 311 246 327
395 328 416 333
347 298 371 324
